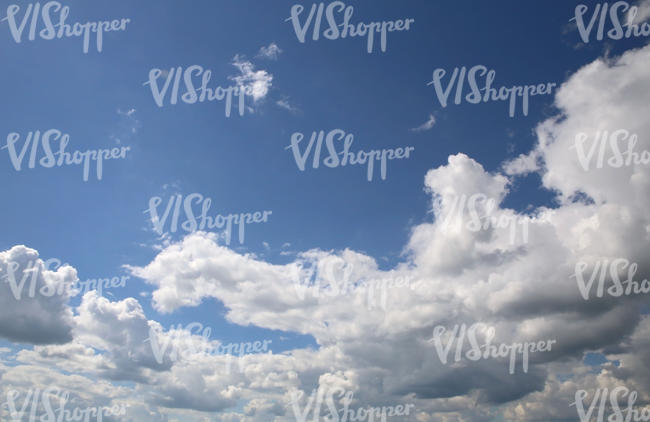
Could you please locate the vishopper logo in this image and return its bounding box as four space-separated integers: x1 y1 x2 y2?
286 129 415 182
428 323 556 374
1 2 130 53
143 65 250 117
570 130 649 171
427 65 557 118
1 386 126 422
0 257 129 300
291 259 414 311
571 1 650 43
436 193 554 245
2 129 130 182
286 1 415 53
571 387 650 422
290 387 415 422
70 276 129 299
144 322 272 373
144 193 272 245
572 258 650 300
1 258 69 301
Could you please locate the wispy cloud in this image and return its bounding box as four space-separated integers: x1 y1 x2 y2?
276 97 299 114
410 114 436 132
257 42 283 60
111 108 141 144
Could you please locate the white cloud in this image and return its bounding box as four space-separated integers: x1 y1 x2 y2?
276 97 299 113
124 44 650 420
230 55 273 103
115 107 141 136
514 45 650 207
0 364 134 422
410 114 436 132
257 43 283 60
503 150 541 175
0 246 76 345
628 0 650 23
117 108 136 117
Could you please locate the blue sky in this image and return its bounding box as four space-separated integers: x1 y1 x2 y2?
1 1 650 420
0 3 627 260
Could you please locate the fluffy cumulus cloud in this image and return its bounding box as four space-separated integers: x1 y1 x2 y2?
0 364 134 422
0 246 76 345
2 45 649 420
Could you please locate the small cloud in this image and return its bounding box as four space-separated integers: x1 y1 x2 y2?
230 55 273 103
118 108 136 117
410 114 436 132
161 182 181 192
115 107 141 137
263 242 270 251
276 97 300 114
257 43 283 60
502 151 541 176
